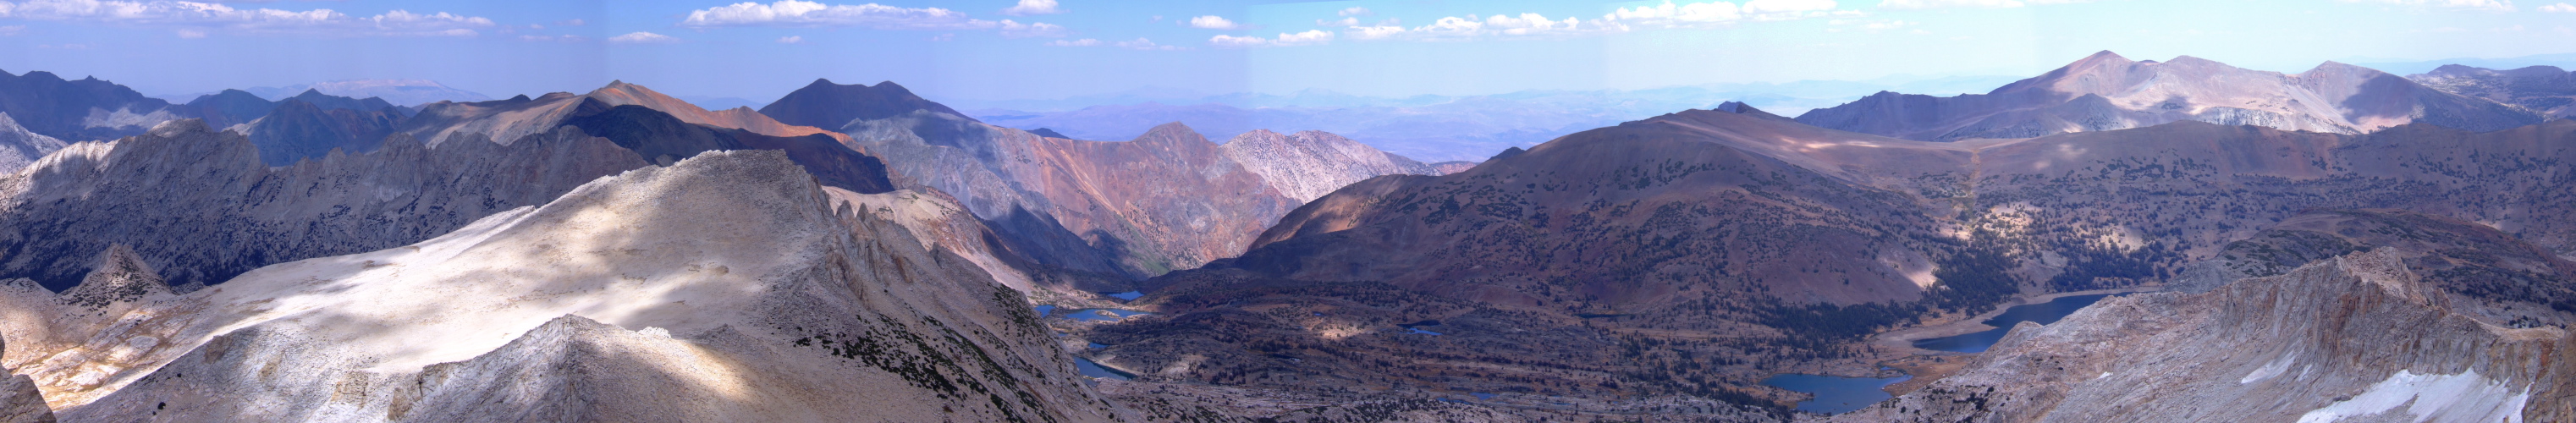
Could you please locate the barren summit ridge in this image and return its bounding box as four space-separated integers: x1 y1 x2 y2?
0 151 1128 421
1796 51 2541 141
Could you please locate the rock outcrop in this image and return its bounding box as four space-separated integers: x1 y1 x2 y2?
0 151 1130 421
1796 51 2542 141
1219 129 1436 202
1830 243 2573 421
2413 64 2576 120
0 119 650 289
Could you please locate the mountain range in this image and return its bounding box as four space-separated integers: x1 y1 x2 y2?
965 76 2024 162
0 47 2571 421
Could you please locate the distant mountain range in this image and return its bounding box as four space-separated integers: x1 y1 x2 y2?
1796 51 2541 142
963 76 2023 162
158 80 492 107
2412 64 2576 120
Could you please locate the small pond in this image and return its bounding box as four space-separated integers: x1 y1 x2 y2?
1912 294 2125 354
1760 373 1910 415
1105 291 1144 300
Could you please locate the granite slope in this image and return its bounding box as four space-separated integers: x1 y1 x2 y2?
0 151 1130 421
1829 238 2573 421
0 114 66 175
1218 129 1436 203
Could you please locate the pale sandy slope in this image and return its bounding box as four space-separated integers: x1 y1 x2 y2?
0 151 1129 421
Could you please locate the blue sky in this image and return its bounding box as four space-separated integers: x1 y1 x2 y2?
2 0 2570 103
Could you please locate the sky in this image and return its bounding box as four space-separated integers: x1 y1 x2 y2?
2 0 2573 104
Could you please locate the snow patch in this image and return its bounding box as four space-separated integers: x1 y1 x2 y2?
2241 353 2296 384
2293 369 2529 423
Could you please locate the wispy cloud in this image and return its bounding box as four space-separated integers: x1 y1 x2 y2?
1325 1 1858 42
1210 30 1331 47
2538 2 2576 11
1049 36 1188 50
998 19 1063 37
776 35 805 43
0 0 493 36
2336 0 2517 12
1339 7 1373 17
678 1 1066 40
0 25 22 36
607 31 678 44
1878 0 2086 9
518 34 588 42
999 0 1063 16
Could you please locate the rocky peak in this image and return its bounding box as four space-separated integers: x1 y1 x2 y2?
757 79 974 129
58 244 172 308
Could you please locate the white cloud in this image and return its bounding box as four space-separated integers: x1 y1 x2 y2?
1338 7 1373 17
1210 29 1331 47
1186 14 1241 30
927 32 953 41
2540 2 2576 11
174 27 203 37
1044 37 1099 46
777 35 805 43
556 19 586 26
0 0 493 36
1318 16 1357 26
680 1 989 29
2337 0 2517 12
607 31 678 44
0 25 20 36
999 0 1063 16
1880 0 2028 8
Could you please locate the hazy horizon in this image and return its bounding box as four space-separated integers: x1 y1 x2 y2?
8 0 2576 104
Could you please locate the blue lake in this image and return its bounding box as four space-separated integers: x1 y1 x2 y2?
1912 294 2122 354
1761 373 1910 415
1075 357 1134 380
1061 308 1152 322
1106 291 1144 300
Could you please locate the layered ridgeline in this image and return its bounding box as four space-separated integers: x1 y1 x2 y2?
1835 210 2575 421
768 80 1434 280
1084 102 2576 416
2413 64 2576 120
0 121 649 290
1797 51 2541 141
401 80 842 150
0 151 1133 421
0 69 187 142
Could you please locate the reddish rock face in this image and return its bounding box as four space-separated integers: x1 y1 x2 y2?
841 109 1302 279
1797 51 2541 141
